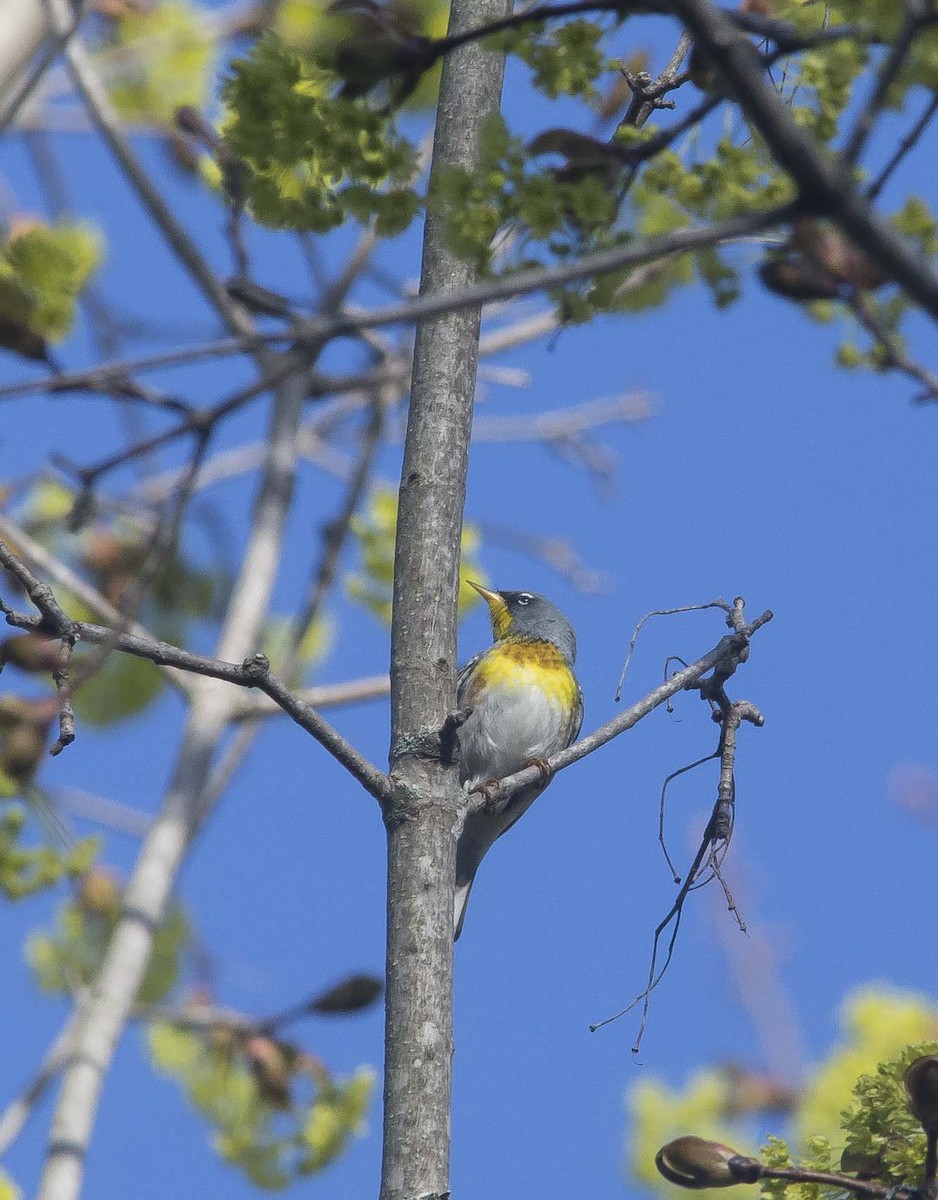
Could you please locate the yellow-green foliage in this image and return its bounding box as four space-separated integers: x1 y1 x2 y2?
107 1 214 122
275 0 449 109
148 1021 375 1187
0 222 101 341
28 896 189 1004
795 988 936 1151
347 488 486 625
0 805 97 899
0 1167 20 1200
630 1067 749 1199
628 987 938 1200
222 35 420 233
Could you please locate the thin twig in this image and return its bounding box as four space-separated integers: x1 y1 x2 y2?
0 516 191 694
868 92 938 202
48 633 77 756
847 289 938 403
616 600 734 701
843 1 926 165
591 697 764 1051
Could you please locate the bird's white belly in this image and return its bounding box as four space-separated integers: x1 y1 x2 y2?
460 681 567 789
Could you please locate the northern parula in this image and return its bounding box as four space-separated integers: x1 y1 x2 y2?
454 582 583 939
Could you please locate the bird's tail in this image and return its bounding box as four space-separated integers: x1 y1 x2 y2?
453 877 475 942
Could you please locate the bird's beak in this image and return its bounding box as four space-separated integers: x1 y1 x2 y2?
467 580 501 606
466 580 511 638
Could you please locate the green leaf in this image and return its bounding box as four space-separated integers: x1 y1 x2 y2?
2 222 101 341
299 1068 375 1173
222 34 419 233
106 2 215 123
72 652 164 727
347 488 485 624
27 894 188 1001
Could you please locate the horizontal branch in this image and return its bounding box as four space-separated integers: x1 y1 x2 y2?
230 673 390 719
0 600 391 801
292 206 795 342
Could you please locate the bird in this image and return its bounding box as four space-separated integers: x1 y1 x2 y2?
454 582 583 939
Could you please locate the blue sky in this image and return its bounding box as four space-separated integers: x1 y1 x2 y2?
3 13 938 1200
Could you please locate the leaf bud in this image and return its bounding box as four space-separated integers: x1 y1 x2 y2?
655 1137 763 1189
244 1035 293 1110
0 634 62 675
905 1054 938 1131
77 868 122 918
310 973 384 1014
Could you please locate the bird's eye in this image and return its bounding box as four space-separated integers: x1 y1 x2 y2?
518 594 531 605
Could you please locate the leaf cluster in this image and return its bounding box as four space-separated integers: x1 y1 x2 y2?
0 221 100 359
104 1 215 123
28 881 189 1003
148 1021 374 1187
222 35 420 233
628 987 938 1200
0 804 97 899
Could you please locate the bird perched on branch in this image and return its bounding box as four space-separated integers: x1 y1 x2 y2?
454 582 583 939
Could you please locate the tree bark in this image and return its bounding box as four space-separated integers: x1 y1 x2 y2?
381 0 510 1195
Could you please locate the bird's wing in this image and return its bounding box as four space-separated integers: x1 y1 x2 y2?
455 650 485 705
570 680 584 744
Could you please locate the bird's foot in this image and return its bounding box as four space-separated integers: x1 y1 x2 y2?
524 756 553 787
469 778 503 812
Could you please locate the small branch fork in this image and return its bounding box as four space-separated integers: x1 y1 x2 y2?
0 536 390 800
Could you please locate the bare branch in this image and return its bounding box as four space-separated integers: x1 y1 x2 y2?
868 92 938 202
0 1013 77 1157
0 516 191 695
843 1 928 165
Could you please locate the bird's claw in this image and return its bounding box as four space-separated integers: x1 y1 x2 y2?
469 778 502 812
525 756 553 787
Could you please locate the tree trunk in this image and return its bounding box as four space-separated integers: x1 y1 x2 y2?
381 0 510 1194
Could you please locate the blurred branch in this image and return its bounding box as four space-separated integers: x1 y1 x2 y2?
36 364 308 1200
868 92 938 202
847 289 938 403
48 0 255 339
843 0 928 165
230 673 390 719
0 1012 77 1158
0 0 80 136
670 0 938 322
471 391 652 441
478 522 611 592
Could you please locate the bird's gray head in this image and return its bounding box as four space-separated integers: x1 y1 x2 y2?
468 582 577 664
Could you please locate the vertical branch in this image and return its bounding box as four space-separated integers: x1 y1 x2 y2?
381 0 510 1196
37 366 308 1200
